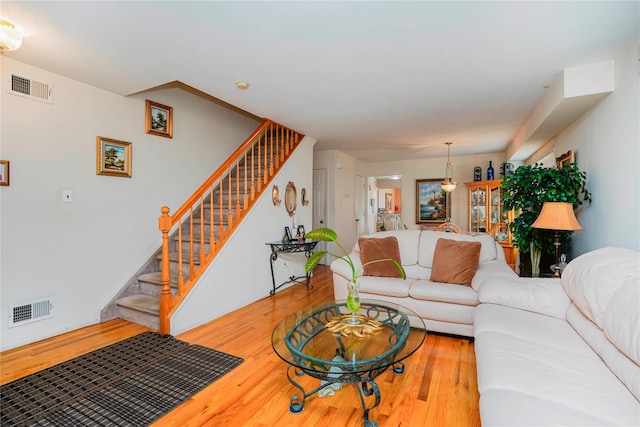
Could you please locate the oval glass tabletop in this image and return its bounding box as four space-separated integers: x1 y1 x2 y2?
272 299 426 376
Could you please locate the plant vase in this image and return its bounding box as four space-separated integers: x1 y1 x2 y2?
530 242 542 277
346 282 362 325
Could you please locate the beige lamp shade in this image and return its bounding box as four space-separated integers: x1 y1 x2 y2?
532 202 583 231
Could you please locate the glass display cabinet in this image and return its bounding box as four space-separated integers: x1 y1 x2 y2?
465 179 518 271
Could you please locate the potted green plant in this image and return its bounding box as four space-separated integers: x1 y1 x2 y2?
304 227 406 323
501 163 591 277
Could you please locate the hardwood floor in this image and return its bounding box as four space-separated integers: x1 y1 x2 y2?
0 265 481 427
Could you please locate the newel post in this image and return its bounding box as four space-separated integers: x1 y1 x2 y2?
158 206 172 336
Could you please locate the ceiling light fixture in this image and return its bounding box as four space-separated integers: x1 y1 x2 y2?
441 142 457 192
0 19 22 53
235 81 249 90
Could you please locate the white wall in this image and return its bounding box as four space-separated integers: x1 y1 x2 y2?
172 137 315 334
313 150 369 255
0 57 261 350
551 35 640 255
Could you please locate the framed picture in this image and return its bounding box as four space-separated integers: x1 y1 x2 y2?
297 225 305 238
0 160 9 186
145 100 173 138
96 137 132 178
556 150 574 168
385 193 392 210
415 178 450 224
284 226 293 242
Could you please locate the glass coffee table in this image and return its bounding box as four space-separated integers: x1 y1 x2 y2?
271 300 426 427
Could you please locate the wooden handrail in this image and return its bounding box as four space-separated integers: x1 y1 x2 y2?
158 119 304 335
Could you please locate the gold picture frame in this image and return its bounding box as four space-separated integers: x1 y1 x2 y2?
556 150 574 168
145 100 173 138
415 178 450 224
0 160 9 186
96 137 132 178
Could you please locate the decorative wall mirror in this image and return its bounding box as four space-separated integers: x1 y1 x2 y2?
285 181 297 216
272 185 281 206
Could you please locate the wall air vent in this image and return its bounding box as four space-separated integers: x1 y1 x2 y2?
8 296 54 328
7 74 53 104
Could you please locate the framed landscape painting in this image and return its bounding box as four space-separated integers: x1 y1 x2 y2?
145 100 173 138
0 160 9 186
96 137 132 178
415 178 450 224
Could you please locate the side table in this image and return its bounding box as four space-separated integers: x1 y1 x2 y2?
266 240 318 295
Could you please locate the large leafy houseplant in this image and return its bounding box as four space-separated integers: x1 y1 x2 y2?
501 163 591 276
304 227 406 316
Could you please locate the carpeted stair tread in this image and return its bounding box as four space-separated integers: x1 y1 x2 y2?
165 252 201 264
117 294 159 315
137 272 178 287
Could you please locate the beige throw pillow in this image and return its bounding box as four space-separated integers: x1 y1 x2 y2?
430 238 481 286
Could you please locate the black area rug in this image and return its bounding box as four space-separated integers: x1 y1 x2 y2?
1 332 243 426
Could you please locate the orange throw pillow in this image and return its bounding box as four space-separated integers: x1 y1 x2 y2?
359 236 402 277
430 238 481 286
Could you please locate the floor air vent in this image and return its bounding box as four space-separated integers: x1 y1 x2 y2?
7 74 53 104
8 297 54 328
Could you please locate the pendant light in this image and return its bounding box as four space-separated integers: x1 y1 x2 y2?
441 142 457 192
0 20 22 52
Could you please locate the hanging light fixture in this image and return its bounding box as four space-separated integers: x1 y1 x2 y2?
0 19 22 52
441 142 457 192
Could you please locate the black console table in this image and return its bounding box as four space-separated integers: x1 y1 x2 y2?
266 240 318 295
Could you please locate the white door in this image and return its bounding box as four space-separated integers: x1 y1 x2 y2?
355 175 366 239
312 168 328 264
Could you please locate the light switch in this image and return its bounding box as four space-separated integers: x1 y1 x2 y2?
62 190 72 203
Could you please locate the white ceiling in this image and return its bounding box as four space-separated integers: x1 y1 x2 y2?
2 1 638 162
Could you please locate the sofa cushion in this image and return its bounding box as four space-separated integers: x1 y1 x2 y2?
357 276 412 298
430 238 481 286
567 303 640 402
603 276 640 366
410 299 476 325
359 236 402 277
475 304 640 426
418 231 498 268
471 260 518 290
410 280 478 306
562 247 640 329
354 230 421 266
477 277 570 319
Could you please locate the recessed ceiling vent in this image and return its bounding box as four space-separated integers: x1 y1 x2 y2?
7 74 53 104
8 296 54 328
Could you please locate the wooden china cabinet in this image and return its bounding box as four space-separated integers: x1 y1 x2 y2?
464 179 518 271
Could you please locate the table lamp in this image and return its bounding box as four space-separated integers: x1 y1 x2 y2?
531 202 582 277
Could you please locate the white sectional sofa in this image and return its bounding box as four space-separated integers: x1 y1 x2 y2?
330 230 517 337
475 247 640 426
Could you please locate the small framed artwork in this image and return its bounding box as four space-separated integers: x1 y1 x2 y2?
96 137 132 178
297 225 305 239
301 188 309 206
415 178 450 224
556 150 574 168
284 226 293 242
145 100 173 138
385 193 393 210
0 160 9 186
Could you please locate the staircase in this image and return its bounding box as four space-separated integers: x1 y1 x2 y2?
112 120 304 333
